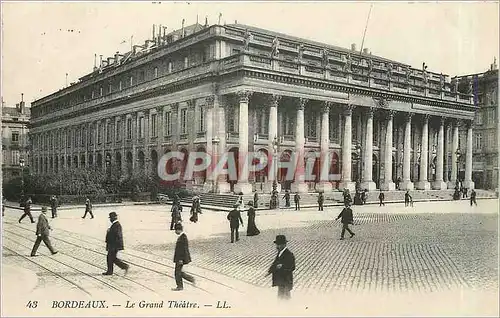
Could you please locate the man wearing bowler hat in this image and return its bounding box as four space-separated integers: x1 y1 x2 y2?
267 235 295 300
31 206 58 256
172 222 195 291
227 204 244 243
103 212 129 276
336 202 355 240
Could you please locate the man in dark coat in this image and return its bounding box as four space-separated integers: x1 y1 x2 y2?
378 190 385 206
19 197 35 223
404 191 412 207
82 197 94 219
172 222 195 291
50 195 58 218
103 212 129 275
343 189 352 206
227 204 244 243
283 190 291 207
294 193 300 211
336 203 355 240
318 192 324 211
470 189 477 206
31 207 58 256
253 191 259 208
267 235 295 300
170 203 182 230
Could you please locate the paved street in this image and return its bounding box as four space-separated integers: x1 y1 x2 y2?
2 199 498 316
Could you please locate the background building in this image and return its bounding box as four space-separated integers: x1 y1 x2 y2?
463 60 498 190
1 94 30 183
29 22 477 194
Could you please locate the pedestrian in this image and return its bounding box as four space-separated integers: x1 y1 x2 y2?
404 190 412 207
171 193 180 212
31 207 58 256
378 190 385 206
246 201 260 236
283 190 291 207
343 189 352 206
19 197 35 223
253 191 259 208
336 203 355 240
361 189 367 205
318 192 324 211
50 195 58 218
227 204 244 243
82 197 94 219
470 189 477 206
102 212 129 276
396 177 401 190
266 235 295 300
294 193 300 211
189 196 199 223
170 203 182 230
463 188 468 199
172 222 195 291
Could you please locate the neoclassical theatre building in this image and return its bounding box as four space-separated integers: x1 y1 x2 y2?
30 23 477 194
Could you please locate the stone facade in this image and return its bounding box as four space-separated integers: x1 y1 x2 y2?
29 23 477 194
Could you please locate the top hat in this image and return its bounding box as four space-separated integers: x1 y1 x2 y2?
273 235 288 245
109 212 118 219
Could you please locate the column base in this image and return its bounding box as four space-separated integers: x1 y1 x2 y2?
447 181 459 189
415 181 431 190
400 180 414 191
360 181 377 191
380 182 396 191
264 181 281 193
216 181 232 194
291 182 308 193
234 182 254 195
316 182 332 193
463 180 475 190
339 181 356 193
431 180 447 190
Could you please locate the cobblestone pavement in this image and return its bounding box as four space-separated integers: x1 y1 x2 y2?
2 199 498 316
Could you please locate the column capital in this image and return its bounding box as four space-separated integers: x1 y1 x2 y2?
186 100 196 110
405 112 414 122
156 105 164 113
237 90 253 103
464 119 473 129
365 107 375 118
422 114 430 122
321 101 332 113
170 103 179 111
268 94 281 107
373 96 390 108
438 116 445 126
296 98 308 110
386 110 396 120
205 95 215 108
343 104 355 116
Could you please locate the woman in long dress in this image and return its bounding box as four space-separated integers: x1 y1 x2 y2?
190 196 199 223
246 201 260 236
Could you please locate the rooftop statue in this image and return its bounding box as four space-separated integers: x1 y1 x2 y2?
405 66 412 83
271 37 280 58
386 63 393 80
243 29 253 51
344 53 352 72
322 49 329 67
297 44 304 61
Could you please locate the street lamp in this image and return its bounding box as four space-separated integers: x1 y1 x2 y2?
355 143 362 185
455 148 461 182
212 136 220 193
272 136 279 189
19 157 25 199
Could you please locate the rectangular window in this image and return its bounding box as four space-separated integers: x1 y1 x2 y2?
116 120 122 141
11 132 19 143
91 90 95 99
108 84 112 94
180 109 187 134
151 114 157 137
168 61 172 73
97 123 102 144
138 116 145 139
11 150 20 166
139 71 145 82
329 115 340 142
119 81 123 91
130 76 134 87
198 107 205 132
184 57 189 68
165 111 171 135
477 111 483 125
154 67 158 78
106 122 112 143
306 114 317 138
81 128 86 146
100 87 103 96
126 118 132 140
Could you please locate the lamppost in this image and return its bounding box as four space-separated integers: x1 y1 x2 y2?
19 157 25 199
355 143 362 185
455 148 461 183
212 136 220 193
272 136 279 190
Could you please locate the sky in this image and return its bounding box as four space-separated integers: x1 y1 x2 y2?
1 1 499 106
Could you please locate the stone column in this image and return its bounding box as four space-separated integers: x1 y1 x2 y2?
448 120 459 188
203 96 215 192
291 98 308 193
266 94 281 193
215 97 231 193
464 120 475 189
443 122 450 183
361 107 377 190
401 113 414 190
234 91 253 194
381 111 395 190
317 101 333 192
432 117 447 189
340 105 355 192
415 115 431 189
